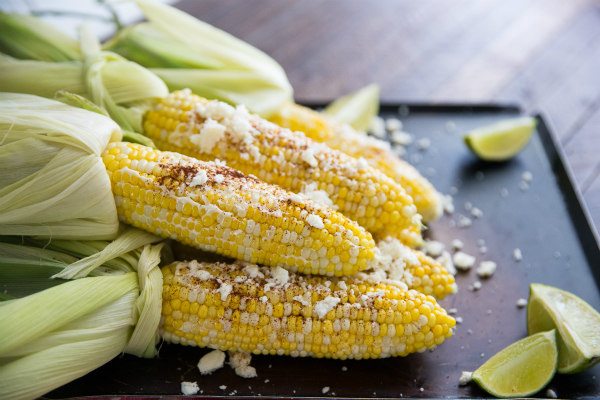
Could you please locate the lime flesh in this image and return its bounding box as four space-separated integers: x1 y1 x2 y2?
528 283 600 373
464 117 536 161
472 330 557 398
323 84 379 131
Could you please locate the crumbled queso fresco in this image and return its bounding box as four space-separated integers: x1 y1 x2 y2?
301 147 319 167
217 282 233 301
423 240 445 257
189 170 208 187
476 261 497 278
306 213 325 229
314 296 341 319
192 118 226 153
181 381 199 395
229 351 257 378
513 248 523 261
197 349 226 375
301 182 336 209
459 371 473 386
453 251 476 271
270 266 289 286
451 239 464 250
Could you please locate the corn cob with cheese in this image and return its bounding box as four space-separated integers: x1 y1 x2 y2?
270 103 443 222
142 90 423 247
409 251 456 298
364 238 456 299
102 141 377 276
161 260 456 359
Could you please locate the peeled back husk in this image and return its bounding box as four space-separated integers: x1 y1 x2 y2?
0 232 165 400
0 93 121 239
105 0 293 116
0 50 168 135
0 12 80 62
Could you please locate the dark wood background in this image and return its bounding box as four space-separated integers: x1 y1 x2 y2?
178 0 600 235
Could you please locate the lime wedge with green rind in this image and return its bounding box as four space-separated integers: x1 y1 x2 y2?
528 283 600 373
323 84 379 132
464 117 536 161
472 330 557 398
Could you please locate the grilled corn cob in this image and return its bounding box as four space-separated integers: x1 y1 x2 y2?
142 90 423 246
270 103 443 222
363 238 456 299
410 251 456 299
102 141 376 276
160 260 456 359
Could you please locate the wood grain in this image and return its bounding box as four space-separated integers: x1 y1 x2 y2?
176 0 600 229
431 0 589 100
565 104 600 190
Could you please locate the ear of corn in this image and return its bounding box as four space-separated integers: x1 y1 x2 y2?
160 260 455 359
409 251 457 299
102 141 376 276
361 238 457 300
270 103 443 222
142 90 423 246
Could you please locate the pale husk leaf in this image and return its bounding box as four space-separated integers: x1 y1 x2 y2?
53 227 161 279
0 13 80 62
0 290 135 400
0 93 121 239
0 273 137 355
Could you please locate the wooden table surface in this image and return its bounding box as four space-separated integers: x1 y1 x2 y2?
177 0 600 234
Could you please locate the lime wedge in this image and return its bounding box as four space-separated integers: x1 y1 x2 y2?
528 283 600 373
472 330 557 398
323 84 379 131
464 117 536 161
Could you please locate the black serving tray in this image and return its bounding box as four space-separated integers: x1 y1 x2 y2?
46 104 600 399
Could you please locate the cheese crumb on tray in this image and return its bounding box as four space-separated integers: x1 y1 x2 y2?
229 351 257 378
198 349 226 375
181 381 200 395
458 371 473 386
424 240 445 257
453 251 475 271
476 261 497 278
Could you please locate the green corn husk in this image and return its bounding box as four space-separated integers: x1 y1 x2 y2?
0 6 293 117
0 52 167 137
0 76 171 399
54 90 156 146
0 16 168 139
323 84 380 131
0 92 165 399
0 230 166 400
0 92 169 241
0 92 121 239
0 275 137 400
0 241 74 298
104 0 293 116
0 12 79 62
